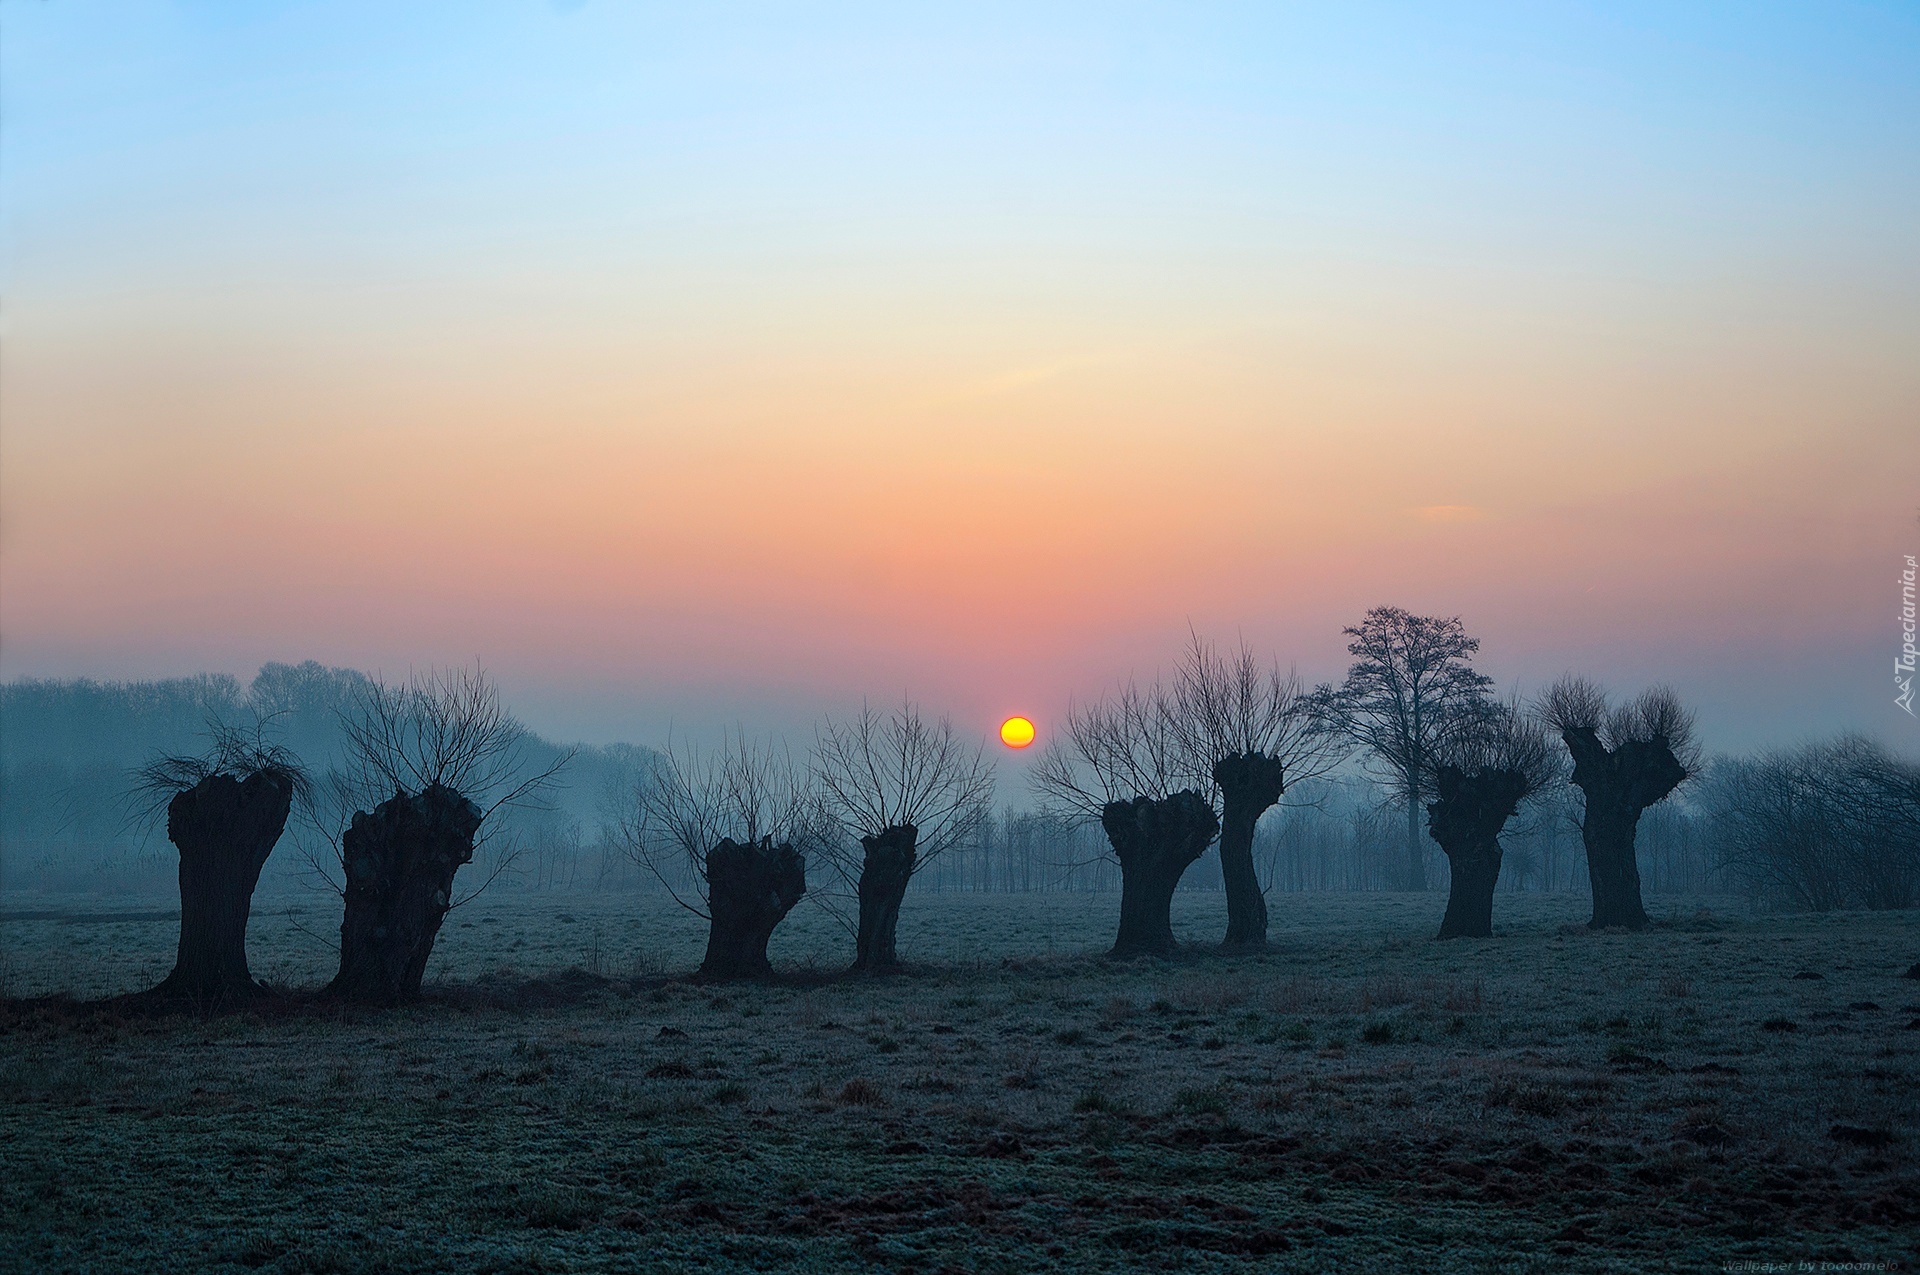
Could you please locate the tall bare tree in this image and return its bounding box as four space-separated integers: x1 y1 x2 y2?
1031 681 1218 957
1309 607 1495 891
1539 677 1697 930
132 719 310 1005
1171 633 1339 950
814 701 995 971
620 730 817 979
1423 700 1558 938
320 666 568 1004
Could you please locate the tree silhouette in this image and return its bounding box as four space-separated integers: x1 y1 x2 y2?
320 667 567 1004
1170 633 1337 950
621 730 819 979
1423 701 1557 938
814 701 994 971
1540 677 1697 930
1309 607 1494 891
1703 735 1920 911
1030 681 1218 957
133 720 309 1005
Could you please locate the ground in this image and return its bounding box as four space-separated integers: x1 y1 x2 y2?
2 890 1916 1273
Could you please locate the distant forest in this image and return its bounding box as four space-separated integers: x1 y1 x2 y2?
0 661 1714 901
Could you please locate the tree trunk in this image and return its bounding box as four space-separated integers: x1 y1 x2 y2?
1213 753 1285 950
853 824 916 972
1560 729 1688 931
701 837 806 979
1582 800 1650 930
150 771 294 1004
1101 791 1220 958
1405 792 1427 892
328 783 483 1005
1426 765 1528 940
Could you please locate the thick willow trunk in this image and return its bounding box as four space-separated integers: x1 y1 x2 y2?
150 771 293 1004
1213 753 1285 951
701 837 806 979
1101 792 1219 958
853 824 916 972
1426 766 1528 940
328 784 483 1005
1561 729 1687 931
1581 800 1650 929
1437 851 1501 939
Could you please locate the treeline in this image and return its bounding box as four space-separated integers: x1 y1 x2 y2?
0 662 642 894
6 608 1919 1009
1 658 1911 922
455 744 1888 912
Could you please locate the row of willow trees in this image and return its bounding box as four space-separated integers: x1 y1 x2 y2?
129 668 567 1007
1023 607 1704 948
114 604 1819 1009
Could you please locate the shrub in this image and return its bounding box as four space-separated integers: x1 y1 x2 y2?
839 1078 886 1106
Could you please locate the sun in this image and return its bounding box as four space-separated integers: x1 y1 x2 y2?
999 716 1036 749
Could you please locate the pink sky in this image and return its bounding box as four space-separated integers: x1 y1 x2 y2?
4 3 1916 757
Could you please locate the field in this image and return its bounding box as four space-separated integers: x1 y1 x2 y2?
2 889 1917 1273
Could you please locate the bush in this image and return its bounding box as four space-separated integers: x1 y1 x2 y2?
1702 737 1919 912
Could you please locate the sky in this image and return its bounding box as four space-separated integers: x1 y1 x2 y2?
3 1 1917 761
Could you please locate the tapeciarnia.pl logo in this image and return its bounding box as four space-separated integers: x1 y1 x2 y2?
1899 554 1917 716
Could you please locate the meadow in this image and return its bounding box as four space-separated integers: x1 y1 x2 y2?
2 890 1916 1272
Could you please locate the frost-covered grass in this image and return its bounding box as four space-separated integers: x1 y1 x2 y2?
2 891 1915 1272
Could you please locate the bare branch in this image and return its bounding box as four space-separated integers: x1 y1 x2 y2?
1028 679 1202 823
314 665 569 903
813 698 996 870
1170 630 1343 787
128 711 314 832
1426 697 1561 800
615 728 826 920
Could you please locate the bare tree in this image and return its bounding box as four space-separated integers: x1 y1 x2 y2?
1308 607 1495 891
1423 700 1558 939
1704 735 1919 912
131 718 310 1005
620 730 816 979
1171 632 1340 949
1031 681 1218 957
1539 677 1697 930
321 667 569 1004
814 701 995 971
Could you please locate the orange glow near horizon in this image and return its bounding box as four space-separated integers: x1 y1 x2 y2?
2 4 1913 752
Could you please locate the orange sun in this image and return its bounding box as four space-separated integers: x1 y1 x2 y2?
999 716 1036 749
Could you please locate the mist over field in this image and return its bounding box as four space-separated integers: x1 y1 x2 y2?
4 3 1918 1272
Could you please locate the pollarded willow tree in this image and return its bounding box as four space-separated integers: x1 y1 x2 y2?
1539 677 1698 931
1031 681 1219 958
1423 701 1558 939
1171 633 1339 950
1309 607 1495 892
317 667 569 1004
622 731 819 980
132 721 311 1005
814 701 995 972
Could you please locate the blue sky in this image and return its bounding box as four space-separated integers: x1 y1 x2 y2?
4 2 1917 753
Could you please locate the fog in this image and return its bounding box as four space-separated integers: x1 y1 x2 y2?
0 659 1739 907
